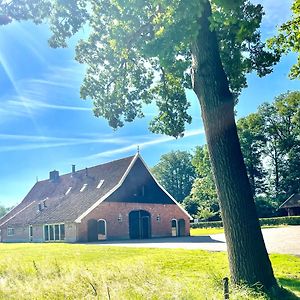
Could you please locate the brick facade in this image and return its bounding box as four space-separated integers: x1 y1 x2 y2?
77 201 190 241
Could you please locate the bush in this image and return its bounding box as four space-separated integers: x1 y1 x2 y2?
191 216 300 228
259 216 300 226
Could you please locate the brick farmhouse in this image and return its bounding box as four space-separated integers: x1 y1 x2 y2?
0 154 191 242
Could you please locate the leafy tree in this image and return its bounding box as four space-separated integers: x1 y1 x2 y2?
258 92 300 198
152 151 195 202
237 113 266 196
185 145 219 219
269 1 300 79
2 0 282 291
182 196 199 217
0 205 10 218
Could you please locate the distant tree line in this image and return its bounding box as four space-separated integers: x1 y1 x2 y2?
0 205 11 218
153 91 300 220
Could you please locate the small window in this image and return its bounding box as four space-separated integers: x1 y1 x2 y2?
7 227 15 236
65 187 72 195
38 203 42 211
80 183 88 192
49 225 54 241
29 225 33 237
44 225 49 241
43 199 47 208
60 224 65 240
54 224 59 240
96 180 104 189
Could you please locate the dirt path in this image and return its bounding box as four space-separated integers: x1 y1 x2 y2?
94 226 300 255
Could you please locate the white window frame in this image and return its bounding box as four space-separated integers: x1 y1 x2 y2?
43 223 65 242
80 183 88 192
171 219 178 237
65 187 72 195
97 219 107 240
96 180 104 189
29 225 33 241
7 227 15 236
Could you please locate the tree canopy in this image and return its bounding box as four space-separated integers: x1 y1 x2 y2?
152 150 195 202
0 205 11 218
269 0 300 79
1 0 278 136
1 0 286 292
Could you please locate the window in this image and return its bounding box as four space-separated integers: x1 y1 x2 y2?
80 183 88 192
96 180 104 189
60 224 65 240
65 187 72 195
97 219 107 240
49 225 54 240
29 225 33 240
54 225 59 240
44 224 65 241
7 227 14 236
44 225 49 241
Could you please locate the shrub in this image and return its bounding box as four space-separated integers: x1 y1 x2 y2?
191 216 300 228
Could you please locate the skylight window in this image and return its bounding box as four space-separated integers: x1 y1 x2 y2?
65 187 72 195
97 180 104 189
80 184 88 192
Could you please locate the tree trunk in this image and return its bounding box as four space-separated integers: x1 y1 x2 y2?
191 1 277 290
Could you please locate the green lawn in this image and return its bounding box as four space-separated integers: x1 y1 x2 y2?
191 227 225 235
0 243 299 299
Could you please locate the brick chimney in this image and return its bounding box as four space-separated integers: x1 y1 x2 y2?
72 165 76 174
49 170 59 181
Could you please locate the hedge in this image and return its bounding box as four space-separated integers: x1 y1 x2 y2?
191 216 300 229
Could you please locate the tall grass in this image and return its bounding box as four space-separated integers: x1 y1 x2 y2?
0 244 298 299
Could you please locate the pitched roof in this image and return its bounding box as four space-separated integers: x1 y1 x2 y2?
279 194 300 209
0 155 135 227
0 153 192 228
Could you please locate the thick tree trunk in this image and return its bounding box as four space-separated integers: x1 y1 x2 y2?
191 1 277 290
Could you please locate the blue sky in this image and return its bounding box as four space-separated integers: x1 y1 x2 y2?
1 0 300 207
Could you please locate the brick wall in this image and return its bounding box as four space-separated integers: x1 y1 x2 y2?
77 202 190 241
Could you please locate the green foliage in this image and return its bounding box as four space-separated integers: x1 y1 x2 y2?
185 91 299 219
237 113 266 196
152 150 196 202
259 216 300 227
269 0 300 79
254 197 279 218
236 91 300 200
182 145 220 219
191 216 300 228
0 243 299 299
258 91 300 197
0 205 11 218
1 0 279 137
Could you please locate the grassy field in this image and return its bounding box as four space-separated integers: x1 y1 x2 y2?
0 243 299 299
190 227 225 235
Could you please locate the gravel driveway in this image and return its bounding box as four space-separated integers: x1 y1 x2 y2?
94 226 300 255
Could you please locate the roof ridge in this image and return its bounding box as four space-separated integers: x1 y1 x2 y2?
40 154 136 181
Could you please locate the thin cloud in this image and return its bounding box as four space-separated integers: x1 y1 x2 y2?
0 133 128 153
7 97 91 112
85 128 205 160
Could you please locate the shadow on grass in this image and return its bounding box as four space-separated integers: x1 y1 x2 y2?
278 277 300 295
269 288 300 300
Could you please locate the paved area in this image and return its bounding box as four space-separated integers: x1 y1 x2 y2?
92 226 300 255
